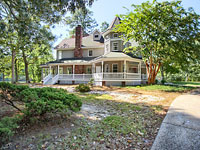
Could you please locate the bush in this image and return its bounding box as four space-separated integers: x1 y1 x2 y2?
0 116 22 143
88 78 94 87
75 84 91 92
161 79 166 85
18 87 82 117
0 83 82 143
0 82 82 118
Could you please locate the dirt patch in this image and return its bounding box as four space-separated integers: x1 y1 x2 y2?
76 104 110 121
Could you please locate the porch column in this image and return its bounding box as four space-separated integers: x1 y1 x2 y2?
58 65 60 75
101 61 104 73
73 64 75 79
49 66 51 76
124 60 127 79
92 63 95 73
101 61 104 79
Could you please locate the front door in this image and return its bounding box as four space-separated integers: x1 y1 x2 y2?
96 66 101 73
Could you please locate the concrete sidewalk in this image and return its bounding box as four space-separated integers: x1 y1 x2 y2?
151 93 200 150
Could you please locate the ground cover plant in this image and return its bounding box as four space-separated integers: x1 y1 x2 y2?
0 82 82 145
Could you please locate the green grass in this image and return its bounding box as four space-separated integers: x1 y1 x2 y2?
44 93 165 150
125 85 195 92
172 81 200 87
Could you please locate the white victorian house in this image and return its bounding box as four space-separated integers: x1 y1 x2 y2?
41 17 147 86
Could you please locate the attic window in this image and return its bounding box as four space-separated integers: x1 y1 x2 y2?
88 50 93 57
94 34 99 38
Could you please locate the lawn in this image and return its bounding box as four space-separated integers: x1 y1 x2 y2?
0 84 195 149
171 81 200 87
124 84 196 92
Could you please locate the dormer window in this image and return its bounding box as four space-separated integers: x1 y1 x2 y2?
93 30 101 41
88 50 93 57
112 42 118 51
113 33 118 38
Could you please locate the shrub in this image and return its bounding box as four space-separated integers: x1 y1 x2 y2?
0 82 82 118
18 87 82 117
161 79 166 85
88 78 94 87
0 82 29 111
0 116 22 144
75 84 91 92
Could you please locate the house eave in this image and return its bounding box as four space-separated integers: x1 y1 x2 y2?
55 46 104 51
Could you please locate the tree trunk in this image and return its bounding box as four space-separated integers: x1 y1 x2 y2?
146 62 161 85
15 59 18 83
22 50 29 83
11 50 16 84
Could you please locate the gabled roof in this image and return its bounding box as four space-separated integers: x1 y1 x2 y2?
103 17 121 35
55 34 104 50
107 16 121 30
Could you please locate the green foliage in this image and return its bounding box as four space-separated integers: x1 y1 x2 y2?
100 21 109 32
65 8 98 35
115 0 200 84
161 79 166 85
88 78 94 87
0 82 82 118
125 85 195 92
0 116 22 143
75 84 91 92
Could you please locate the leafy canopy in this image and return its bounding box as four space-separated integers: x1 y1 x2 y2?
115 0 200 84
65 8 98 35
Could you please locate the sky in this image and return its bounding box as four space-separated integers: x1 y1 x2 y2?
51 0 200 56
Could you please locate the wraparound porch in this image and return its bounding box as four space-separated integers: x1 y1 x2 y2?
42 59 147 86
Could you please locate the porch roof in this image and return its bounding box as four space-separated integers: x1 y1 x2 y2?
47 57 96 65
92 52 142 62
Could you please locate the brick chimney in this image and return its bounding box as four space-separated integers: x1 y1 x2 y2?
74 25 83 58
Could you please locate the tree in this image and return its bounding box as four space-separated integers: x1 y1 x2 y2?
0 0 95 83
100 21 109 32
65 8 98 35
116 0 200 84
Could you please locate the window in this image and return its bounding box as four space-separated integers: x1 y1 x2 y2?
88 50 93 57
105 64 110 72
86 66 92 74
113 33 118 38
112 42 118 51
67 67 72 74
94 34 99 38
58 51 62 59
112 64 118 72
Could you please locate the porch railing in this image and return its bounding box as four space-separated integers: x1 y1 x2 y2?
44 73 147 85
43 74 52 84
93 72 141 80
59 74 93 80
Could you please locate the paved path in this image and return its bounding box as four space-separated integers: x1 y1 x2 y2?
151 91 200 150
